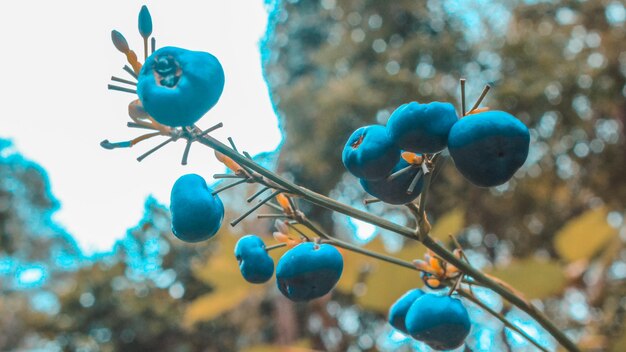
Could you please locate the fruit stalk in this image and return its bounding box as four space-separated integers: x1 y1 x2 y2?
193 131 580 352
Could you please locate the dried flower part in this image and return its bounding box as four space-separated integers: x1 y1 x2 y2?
214 151 243 173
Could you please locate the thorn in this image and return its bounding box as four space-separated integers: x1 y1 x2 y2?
127 122 157 130
213 173 244 179
230 190 281 227
198 123 224 137
136 136 175 162
181 140 192 165
211 178 247 195
406 170 423 194
468 85 491 115
111 76 137 86
227 137 238 152
387 164 415 181
108 84 137 94
123 65 138 79
257 214 289 219
460 78 466 116
247 186 270 203
364 198 381 205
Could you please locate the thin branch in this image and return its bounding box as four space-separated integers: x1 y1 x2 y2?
457 289 549 352
189 132 579 352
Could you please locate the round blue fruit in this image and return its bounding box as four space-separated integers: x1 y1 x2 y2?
448 111 530 187
388 288 425 335
405 293 471 351
234 235 274 284
170 174 224 242
342 125 400 180
359 159 423 205
276 242 343 302
137 46 225 127
387 101 458 153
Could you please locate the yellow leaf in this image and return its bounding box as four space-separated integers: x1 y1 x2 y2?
334 238 425 313
429 208 465 241
487 259 566 299
356 240 425 312
183 288 250 327
554 207 618 262
241 340 315 352
193 234 263 291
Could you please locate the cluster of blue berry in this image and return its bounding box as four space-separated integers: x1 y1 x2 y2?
389 289 470 350
342 100 530 199
101 6 569 352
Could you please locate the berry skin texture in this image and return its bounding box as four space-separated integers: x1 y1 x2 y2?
388 288 425 335
387 101 459 153
360 159 423 205
170 174 224 243
405 294 471 351
448 111 530 187
342 125 400 180
276 242 343 302
234 235 274 284
137 46 225 127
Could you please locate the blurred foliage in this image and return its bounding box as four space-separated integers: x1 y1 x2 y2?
554 206 618 262
2 0 626 351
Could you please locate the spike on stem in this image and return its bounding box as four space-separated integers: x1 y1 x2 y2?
460 78 466 116
247 186 270 203
111 76 137 86
468 85 491 114
136 136 175 162
230 190 282 227
211 178 247 195
181 140 192 165
108 84 136 95
406 170 423 195
123 65 138 79
387 164 414 181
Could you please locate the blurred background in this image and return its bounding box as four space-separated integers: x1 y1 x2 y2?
1 0 626 351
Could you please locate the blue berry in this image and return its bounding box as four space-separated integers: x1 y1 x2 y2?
405 293 471 351
137 46 225 127
234 235 274 284
387 102 458 153
170 174 224 242
342 125 400 180
448 111 530 187
359 159 423 205
388 288 425 334
276 242 343 302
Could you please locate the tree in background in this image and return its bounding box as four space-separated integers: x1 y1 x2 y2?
1 0 626 351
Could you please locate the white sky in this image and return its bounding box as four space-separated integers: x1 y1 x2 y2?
0 1 281 252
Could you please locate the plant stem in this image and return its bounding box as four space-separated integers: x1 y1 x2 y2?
192 133 580 352
457 289 549 352
299 216 548 351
